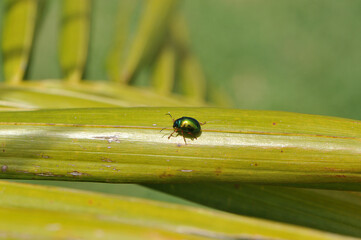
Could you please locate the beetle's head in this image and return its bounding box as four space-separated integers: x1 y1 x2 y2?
173 119 182 129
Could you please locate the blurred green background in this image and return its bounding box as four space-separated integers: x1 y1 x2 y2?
2 0 361 204
185 0 361 119
12 0 361 119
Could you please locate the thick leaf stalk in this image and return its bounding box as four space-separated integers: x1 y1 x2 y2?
0 108 360 190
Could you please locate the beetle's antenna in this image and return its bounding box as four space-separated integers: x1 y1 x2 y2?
165 113 174 122
160 127 167 132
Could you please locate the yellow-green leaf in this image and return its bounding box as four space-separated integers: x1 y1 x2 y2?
149 183 361 237
59 0 91 83
2 0 38 84
0 82 205 109
0 181 356 240
120 0 178 83
151 41 176 95
106 0 140 82
171 15 206 102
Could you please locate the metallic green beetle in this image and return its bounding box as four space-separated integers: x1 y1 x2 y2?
164 113 206 144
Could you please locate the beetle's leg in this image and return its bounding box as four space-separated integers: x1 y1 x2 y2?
168 129 177 139
166 113 175 123
176 130 187 144
182 135 187 145
161 132 170 138
200 121 206 125
187 132 197 140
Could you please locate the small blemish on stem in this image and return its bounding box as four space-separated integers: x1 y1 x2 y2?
69 171 89 176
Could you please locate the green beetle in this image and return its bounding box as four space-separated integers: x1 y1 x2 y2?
164 113 206 144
